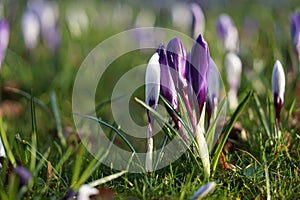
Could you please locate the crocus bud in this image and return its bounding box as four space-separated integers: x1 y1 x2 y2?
14 166 32 187
217 14 239 52
190 34 210 120
21 9 40 49
166 37 187 89
0 19 9 68
190 182 216 200
78 184 99 200
145 52 160 123
207 58 219 127
290 12 300 56
225 52 242 110
158 44 179 128
145 52 160 172
189 2 205 38
0 136 5 158
272 60 285 130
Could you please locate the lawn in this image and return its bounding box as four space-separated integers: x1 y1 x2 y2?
0 0 299 199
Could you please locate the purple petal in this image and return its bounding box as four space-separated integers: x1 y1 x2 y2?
0 19 9 66
190 34 210 117
158 44 179 128
189 2 205 38
14 166 31 186
290 12 300 55
166 37 187 89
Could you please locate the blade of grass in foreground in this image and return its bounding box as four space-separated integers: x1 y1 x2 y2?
211 90 252 178
50 92 66 147
0 119 16 167
88 170 127 187
253 93 271 138
72 113 142 167
5 87 51 116
30 90 37 173
135 97 202 172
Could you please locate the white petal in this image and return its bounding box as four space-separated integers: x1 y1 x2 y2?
145 52 160 108
78 184 99 200
0 136 6 158
208 58 219 105
272 60 285 102
22 10 40 49
225 52 242 91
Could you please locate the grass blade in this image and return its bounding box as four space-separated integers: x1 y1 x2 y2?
50 92 66 147
211 90 252 177
30 90 37 173
253 92 271 138
0 119 16 167
88 170 127 187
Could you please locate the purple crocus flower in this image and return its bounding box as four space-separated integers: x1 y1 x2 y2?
28 0 60 52
189 34 210 121
158 44 179 128
14 166 32 187
189 2 205 38
290 12 300 56
272 60 285 130
0 19 9 68
217 14 239 52
166 37 187 90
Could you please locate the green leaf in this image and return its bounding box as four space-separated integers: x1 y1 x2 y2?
211 90 252 177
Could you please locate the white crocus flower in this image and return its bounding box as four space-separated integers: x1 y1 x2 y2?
21 9 40 49
225 52 242 110
78 184 99 200
145 52 160 172
272 60 285 132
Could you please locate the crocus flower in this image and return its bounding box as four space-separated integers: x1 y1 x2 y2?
189 34 210 121
217 14 239 52
14 166 32 187
0 136 6 161
78 184 99 200
290 12 300 56
145 52 160 172
190 34 210 178
21 9 40 49
0 19 9 68
158 44 179 128
272 60 285 131
166 37 187 89
207 58 219 127
28 0 60 52
190 182 216 200
225 52 242 110
189 2 205 38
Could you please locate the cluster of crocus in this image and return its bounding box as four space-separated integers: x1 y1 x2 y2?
290 12 300 57
217 13 242 110
145 34 213 177
272 60 285 136
21 0 60 52
0 19 9 69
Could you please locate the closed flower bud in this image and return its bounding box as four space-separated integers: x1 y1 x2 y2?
190 34 210 119
189 2 205 38
21 9 40 49
0 19 9 68
225 52 242 109
272 60 285 130
217 14 239 52
166 37 187 89
290 12 300 56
